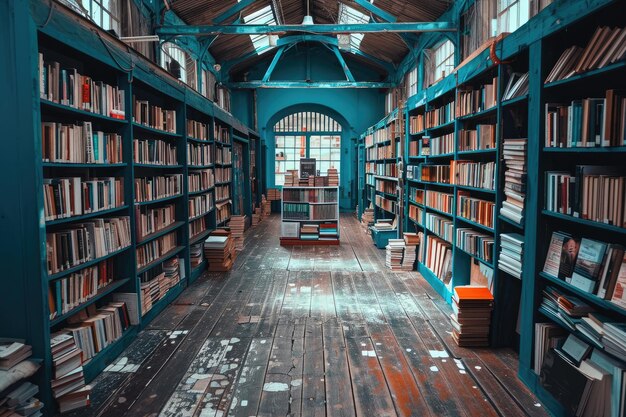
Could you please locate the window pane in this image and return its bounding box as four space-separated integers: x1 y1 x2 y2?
309 148 321 160
331 136 341 148
310 135 321 148
284 136 296 148
319 161 330 173
330 148 341 160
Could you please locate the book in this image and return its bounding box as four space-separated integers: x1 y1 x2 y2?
570 238 608 292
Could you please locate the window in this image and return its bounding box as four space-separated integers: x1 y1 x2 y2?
273 112 342 186
202 69 216 101
160 42 189 84
424 40 455 88
497 0 530 34
406 67 418 98
338 3 369 51
81 0 121 33
242 4 276 54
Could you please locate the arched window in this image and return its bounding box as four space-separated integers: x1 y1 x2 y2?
160 42 190 85
273 112 342 186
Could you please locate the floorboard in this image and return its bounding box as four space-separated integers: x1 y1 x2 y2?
79 214 549 417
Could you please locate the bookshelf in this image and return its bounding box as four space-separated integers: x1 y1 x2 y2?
0 5 260 414
280 186 340 246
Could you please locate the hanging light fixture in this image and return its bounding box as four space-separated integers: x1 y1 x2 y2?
302 0 314 25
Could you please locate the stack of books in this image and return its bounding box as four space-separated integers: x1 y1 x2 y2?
500 138 527 224
539 286 595 332
498 233 524 279
204 230 236 272
283 170 298 186
228 215 246 251
361 208 374 231
252 207 262 226
262 198 271 217
372 219 396 231
300 224 320 240
49 332 90 413
190 243 203 268
402 233 420 271
385 239 405 270
319 223 338 240
451 286 494 347
327 169 339 186
267 188 281 201
0 346 44 417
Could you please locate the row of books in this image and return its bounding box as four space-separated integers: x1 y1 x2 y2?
189 218 207 240
189 193 214 219
136 203 176 241
543 231 626 307
452 160 496 190
375 195 396 214
41 122 122 164
457 228 494 264
132 98 176 133
457 193 495 229
214 125 230 144
187 119 209 141
545 166 625 227
267 188 281 201
46 217 131 275
376 179 396 195
424 189 454 214
425 212 454 243
545 90 626 148
52 259 115 316
451 286 494 347
187 143 213 167
133 138 177 165
215 184 230 201
136 231 177 268
282 188 338 203
139 258 181 315
409 140 420 157
215 167 232 183
190 242 203 268
366 142 399 160
43 177 124 221
414 164 451 183
409 186 425 205
409 204 423 224
39 53 125 119
456 77 498 117
498 233 524 279
409 115 425 134
216 147 232 165
458 125 496 152
134 174 183 203
500 138 527 225
371 124 397 144
373 162 398 178
424 235 453 285
427 133 454 156
216 201 231 225
545 25 626 84
188 169 214 193
425 100 455 129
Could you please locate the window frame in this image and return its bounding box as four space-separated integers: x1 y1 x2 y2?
497 0 530 34
84 0 121 33
160 42 190 85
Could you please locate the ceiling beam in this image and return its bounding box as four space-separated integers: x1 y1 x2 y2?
156 22 457 36
262 45 286 81
353 0 396 24
228 81 393 89
330 45 355 82
213 0 259 24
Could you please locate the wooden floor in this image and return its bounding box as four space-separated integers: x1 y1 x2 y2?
69 214 549 417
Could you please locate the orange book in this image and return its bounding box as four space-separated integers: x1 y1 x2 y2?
453 285 494 302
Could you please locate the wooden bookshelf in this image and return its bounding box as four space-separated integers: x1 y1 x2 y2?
280 186 340 245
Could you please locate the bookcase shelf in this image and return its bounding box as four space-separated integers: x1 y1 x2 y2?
135 194 183 206
49 277 131 326
543 146 626 153
455 185 496 194
190 228 214 245
457 148 497 156
424 205 453 218
455 245 494 269
543 59 626 89
42 162 128 168
425 152 455 159
136 245 186 275
47 245 132 281
131 122 183 138
189 187 215 195
45 204 129 226
189 209 215 222
40 99 128 124
456 216 494 233
137 221 186 245
457 106 498 121
82 326 139 382
134 163 184 169
541 210 626 235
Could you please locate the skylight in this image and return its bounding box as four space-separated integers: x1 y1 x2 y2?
241 3 276 55
338 3 370 50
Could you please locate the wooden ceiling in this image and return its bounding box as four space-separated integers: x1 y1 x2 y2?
170 0 452 75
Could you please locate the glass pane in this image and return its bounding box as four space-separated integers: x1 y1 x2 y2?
284 136 296 148
275 136 285 148
286 160 297 171
309 148 321 160
328 160 340 171
275 174 284 186
331 136 341 148
320 148 331 160
310 136 322 148
275 161 284 173
321 136 332 148
330 148 341 160
319 161 330 174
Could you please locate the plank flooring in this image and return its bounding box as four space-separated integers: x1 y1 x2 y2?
69 213 550 417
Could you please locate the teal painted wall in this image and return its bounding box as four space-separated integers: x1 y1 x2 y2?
231 45 385 209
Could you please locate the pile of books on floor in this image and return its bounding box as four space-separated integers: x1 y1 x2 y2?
327 169 339 186
402 233 420 271
204 230 236 272
267 188 281 201
252 207 262 226
262 197 271 217
300 224 320 240
361 207 374 233
498 233 524 279
0 339 44 416
451 286 494 347
190 243 203 268
500 138 527 225
228 215 246 251
385 239 406 270
319 223 338 240
49 332 91 413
